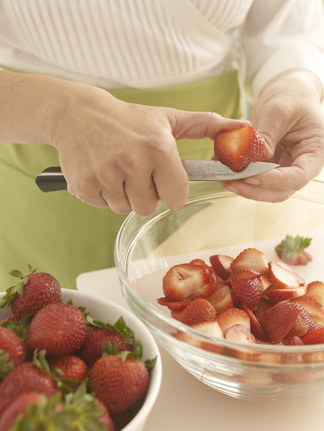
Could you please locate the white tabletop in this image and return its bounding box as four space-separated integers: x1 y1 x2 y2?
77 267 324 431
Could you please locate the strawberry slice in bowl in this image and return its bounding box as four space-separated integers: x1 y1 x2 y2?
162 263 217 302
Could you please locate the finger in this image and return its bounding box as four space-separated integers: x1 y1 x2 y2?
152 151 190 210
101 182 132 214
168 110 250 141
124 174 160 216
67 180 109 209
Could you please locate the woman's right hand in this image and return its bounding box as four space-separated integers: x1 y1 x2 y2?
49 81 247 215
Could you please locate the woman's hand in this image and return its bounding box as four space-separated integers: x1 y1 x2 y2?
221 70 324 202
50 82 247 215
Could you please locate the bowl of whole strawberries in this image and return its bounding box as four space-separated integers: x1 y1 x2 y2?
114 175 324 401
0 267 162 431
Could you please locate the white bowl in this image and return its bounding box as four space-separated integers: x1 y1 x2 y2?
0 288 162 431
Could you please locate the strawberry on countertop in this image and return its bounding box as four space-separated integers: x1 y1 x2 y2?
275 234 312 266
213 125 267 172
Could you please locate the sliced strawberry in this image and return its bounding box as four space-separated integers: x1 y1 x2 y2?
216 307 250 334
175 321 223 353
282 336 304 346
225 324 258 344
259 274 272 292
177 298 216 326
306 281 324 307
254 297 273 327
231 248 269 274
268 261 305 289
157 297 191 312
285 303 310 338
241 305 269 342
264 285 306 303
213 125 267 172
205 282 233 313
303 327 324 345
190 259 220 280
162 263 217 301
228 269 263 309
292 295 324 326
263 301 302 344
209 255 233 280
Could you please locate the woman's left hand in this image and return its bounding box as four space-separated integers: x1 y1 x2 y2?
221 70 324 202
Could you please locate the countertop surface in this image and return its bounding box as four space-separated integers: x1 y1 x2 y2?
77 266 324 431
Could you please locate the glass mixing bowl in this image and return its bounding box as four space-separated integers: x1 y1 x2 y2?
114 179 324 401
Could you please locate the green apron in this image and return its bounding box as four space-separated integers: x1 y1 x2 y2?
0 70 241 291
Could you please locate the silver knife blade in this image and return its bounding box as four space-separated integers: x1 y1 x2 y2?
181 160 279 181
35 161 279 192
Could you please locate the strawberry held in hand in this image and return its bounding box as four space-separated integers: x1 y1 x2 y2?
214 125 267 172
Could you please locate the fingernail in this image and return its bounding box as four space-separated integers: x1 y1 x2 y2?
225 186 238 194
244 178 260 185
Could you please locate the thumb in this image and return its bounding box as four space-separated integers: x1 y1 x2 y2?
168 109 250 141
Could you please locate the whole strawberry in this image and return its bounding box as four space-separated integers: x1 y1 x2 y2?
48 355 88 390
89 349 151 415
0 362 60 417
0 391 44 431
27 303 86 356
81 327 132 367
0 266 63 319
0 326 26 378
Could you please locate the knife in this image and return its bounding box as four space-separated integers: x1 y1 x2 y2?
35 161 279 192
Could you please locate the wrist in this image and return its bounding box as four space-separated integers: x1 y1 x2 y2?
259 69 323 102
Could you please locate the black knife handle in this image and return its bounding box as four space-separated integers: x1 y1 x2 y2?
35 167 67 192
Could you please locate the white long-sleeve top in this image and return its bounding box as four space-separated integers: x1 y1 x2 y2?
0 0 324 100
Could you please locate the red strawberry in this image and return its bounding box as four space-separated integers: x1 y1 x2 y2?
206 281 233 313
177 298 216 326
0 391 44 431
241 305 269 342
306 281 324 306
0 362 59 417
0 327 26 378
268 261 305 289
48 355 88 388
213 125 267 172
157 297 191 311
80 327 132 367
216 307 250 334
263 301 302 344
228 269 263 309
275 234 312 266
292 295 324 326
209 254 233 280
282 336 304 346
163 263 216 301
175 320 223 353
264 285 306 303
231 248 269 274
0 267 63 319
225 324 258 344
90 354 150 415
302 327 324 345
27 303 86 356
96 398 115 431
